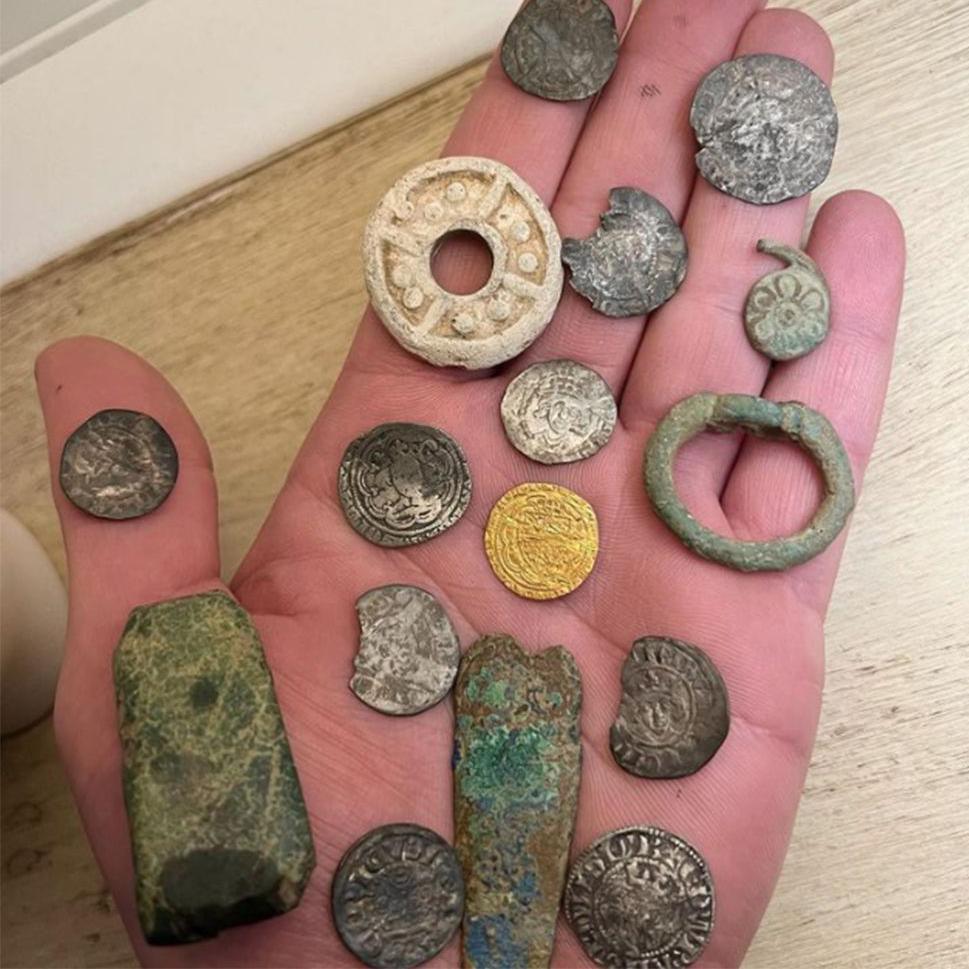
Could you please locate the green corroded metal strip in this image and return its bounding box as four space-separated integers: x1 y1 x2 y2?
453 635 582 968
114 590 315 944
644 392 855 572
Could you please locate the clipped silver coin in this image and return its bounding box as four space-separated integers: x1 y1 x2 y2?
332 823 464 969
59 408 178 520
610 636 729 779
565 826 715 969
500 359 616 465
338 422 472 548
351 584 460 716
690 53 838 205
562 187 687 318
500 0 619 102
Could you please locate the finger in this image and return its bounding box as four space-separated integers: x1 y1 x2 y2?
343 0 634 382
35 335 223 951
518 0 765 390
721 191 905 613
622 9 835 495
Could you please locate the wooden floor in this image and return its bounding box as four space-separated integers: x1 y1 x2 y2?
2 1 968 965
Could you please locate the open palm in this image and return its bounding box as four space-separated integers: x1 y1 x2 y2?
37 2 904 967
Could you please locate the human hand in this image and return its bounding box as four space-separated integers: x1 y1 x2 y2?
36 1 904 965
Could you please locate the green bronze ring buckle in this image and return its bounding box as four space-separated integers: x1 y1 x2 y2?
644 392 856 572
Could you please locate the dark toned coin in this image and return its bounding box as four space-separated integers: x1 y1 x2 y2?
562 187 687 317
565 826 714 969
500 0 619 102
338 422 472 547
610 636 729 779
352 584 460 715
59 408 178 520
690 53 838 204
332 823 464 969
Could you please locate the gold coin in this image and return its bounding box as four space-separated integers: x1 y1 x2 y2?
484 482 599 600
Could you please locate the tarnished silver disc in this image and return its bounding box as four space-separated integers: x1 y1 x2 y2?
562 188 687 317
500 359 616 464
690 53 838 204
565 826 715 969
338 422 471 547
59 408 178 520
500 0 619 102
332 823 464 969
610 636 729 779
363 156 563 369
352 585 460 715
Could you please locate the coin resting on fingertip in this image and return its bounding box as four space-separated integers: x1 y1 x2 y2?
338 422 471 547
565 826 715 969
562 187 688 317
501 359 616 464
500 0 619 102
363 156 563 369
691 53 838 204
331 823 464 969
59 408 178 520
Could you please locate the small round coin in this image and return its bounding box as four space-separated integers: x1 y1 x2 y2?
610 637 729 779
332 823 464 969
562 187 687 317
484 482 598 600
338 422 472 548
565 826 715 969
501 359 616 464
500 0 619 102
58 408 178 520
690 53 838 204
352 585 460 715
745 239 831 360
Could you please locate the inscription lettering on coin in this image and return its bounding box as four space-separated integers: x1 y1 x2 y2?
484 483 598 600
501 359 616 464
500 0 619 102
562 187 687 317
332 823 464 969
363 156 563 369
59 408 178 520
610 637 729 779
338 423 472 548
690 53 838 204
745 239 831 360
351 585 460 716
565 826 715 969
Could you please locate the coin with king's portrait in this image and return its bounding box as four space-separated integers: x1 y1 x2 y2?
338 422 472 548
501 359 616 465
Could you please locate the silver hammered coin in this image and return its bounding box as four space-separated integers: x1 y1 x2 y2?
610 636 729 779
500 359 616 465
338 422 472 547
352 585 460 716
565 826 715 969
332 823 464 969
690 53 838 205
500 0 619 102
562 187 687 318
59 408 178 520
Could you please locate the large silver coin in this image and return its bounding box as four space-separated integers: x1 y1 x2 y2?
59 408 178 520
352 585 460 715
562 188 687 317
500 0 619 102
690 53 838 205
338 423 471 547
500 359 616 464
363 157 563 369
610 637 729 779
565 826 715 969
332 823 464 969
